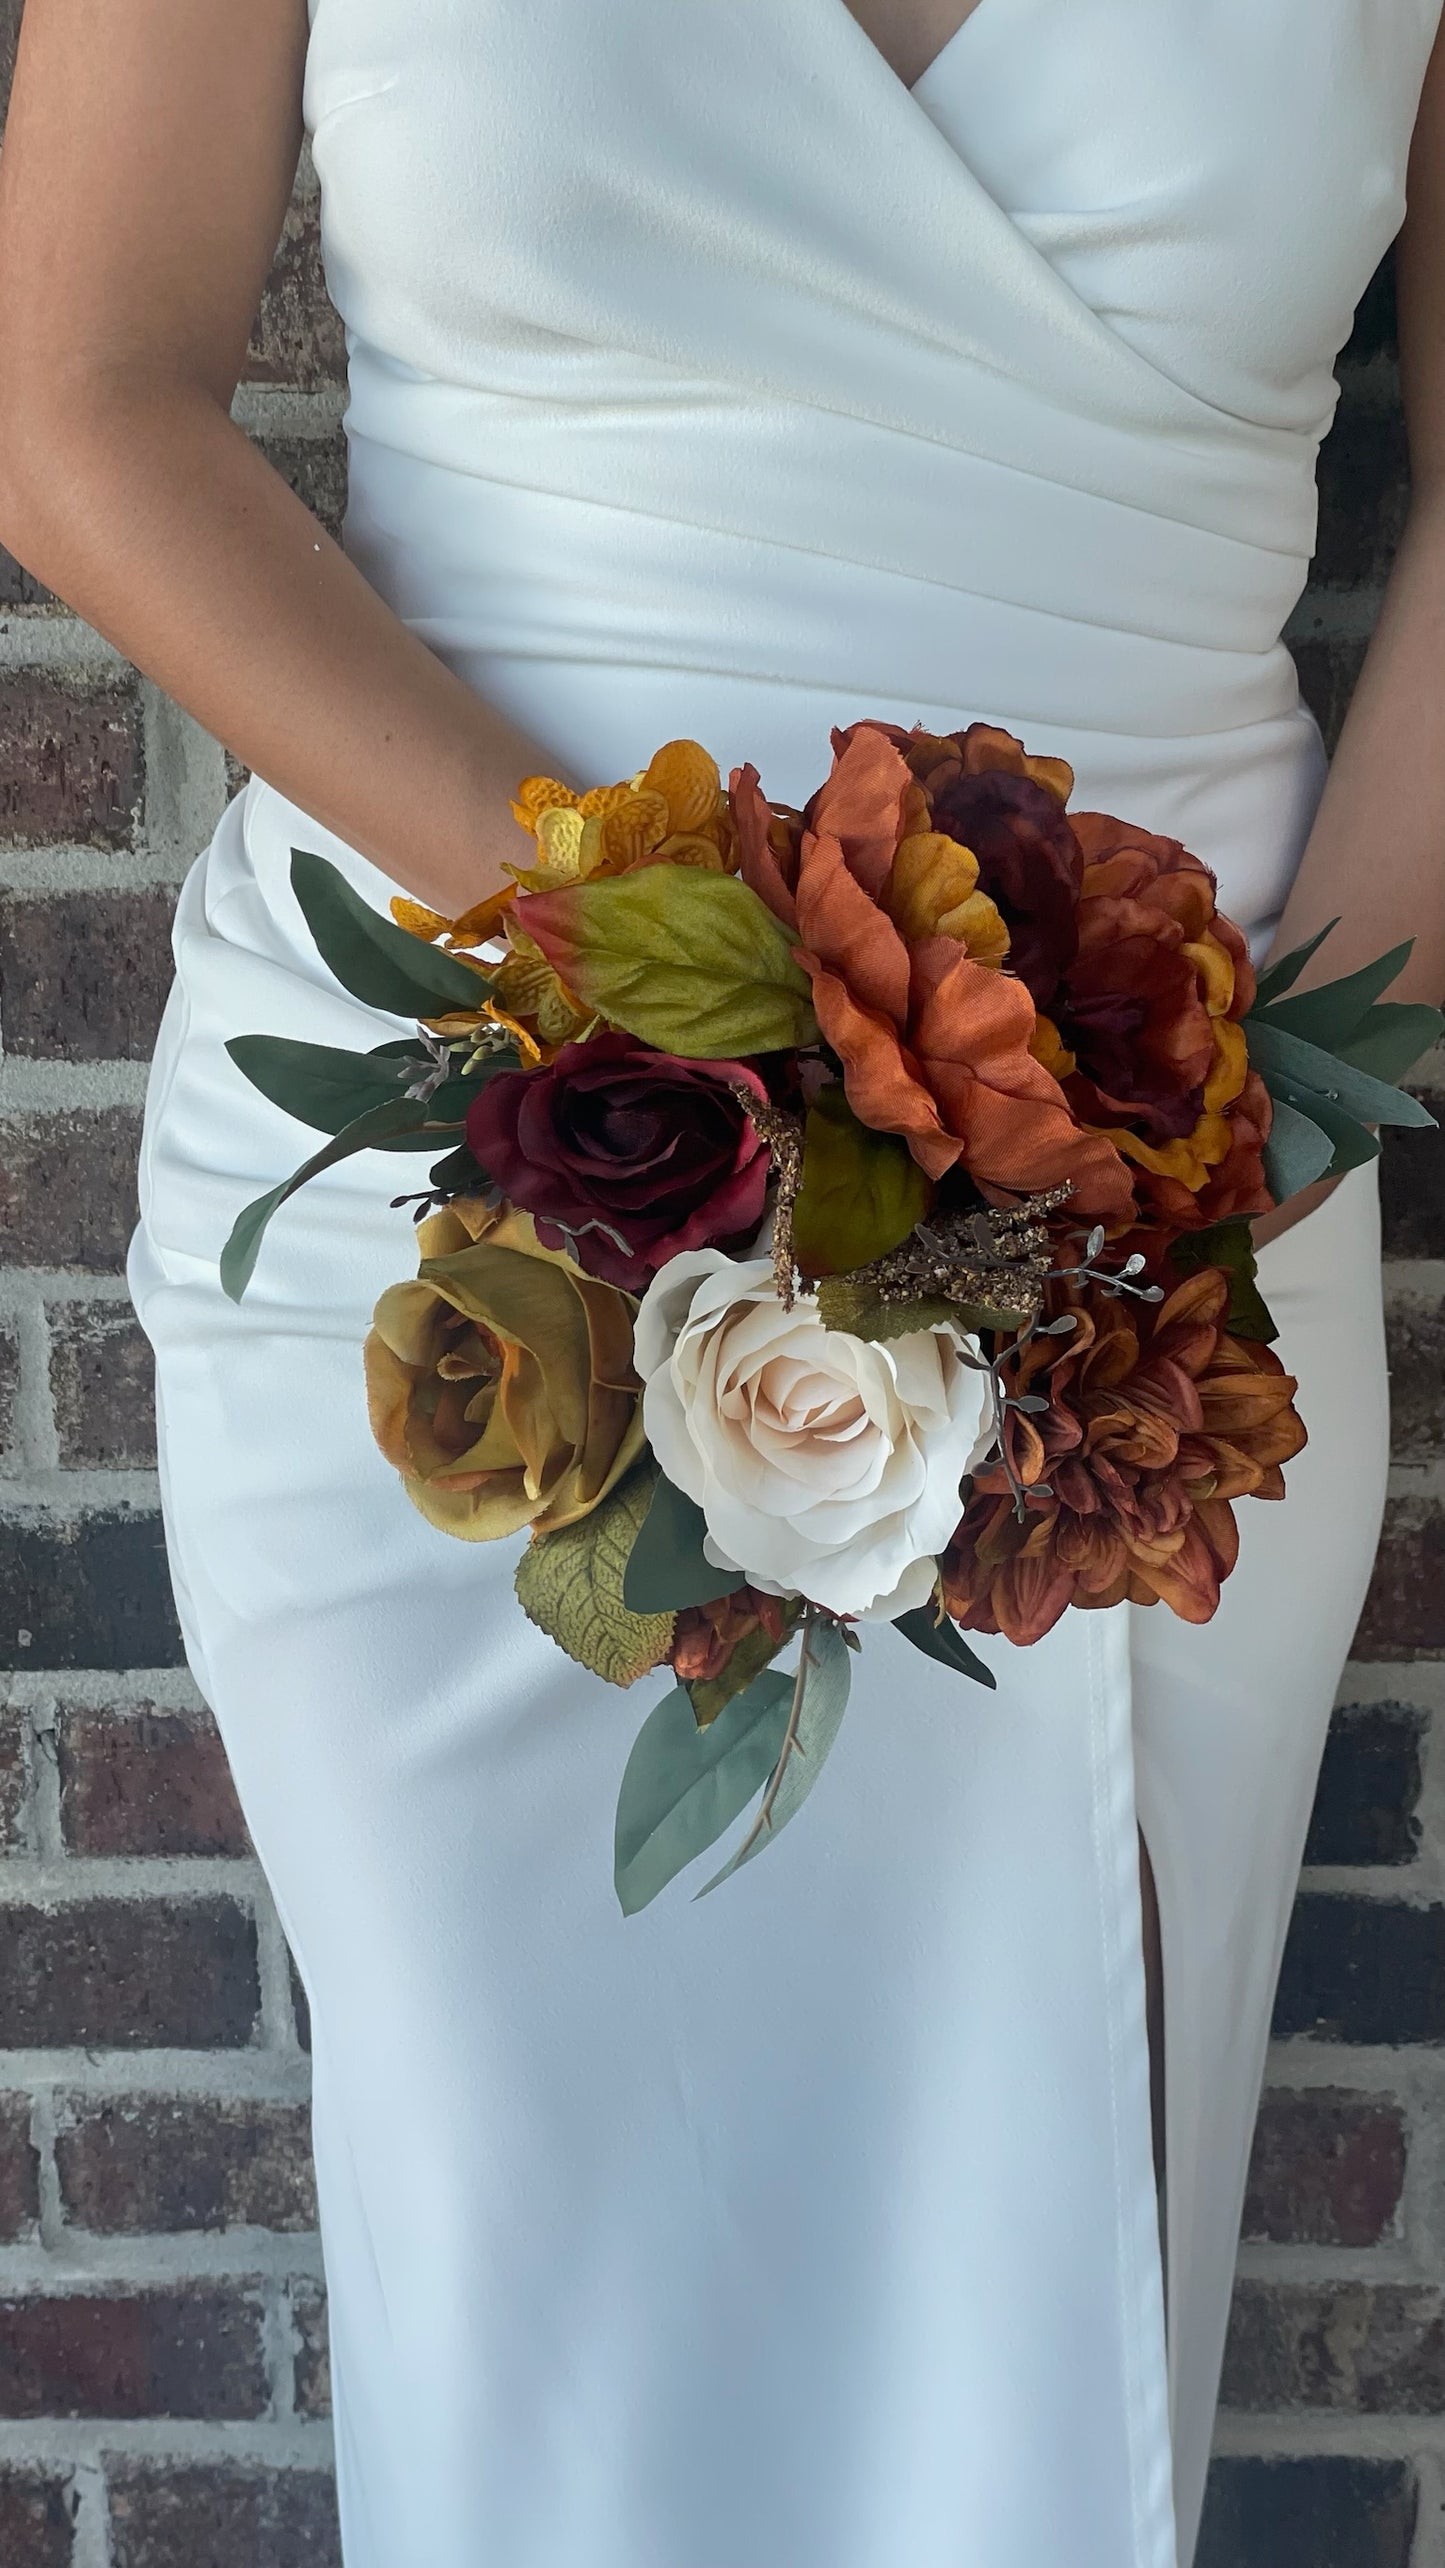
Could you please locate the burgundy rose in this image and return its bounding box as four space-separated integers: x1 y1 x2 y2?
465 1034 771 1292
924 769 1085 1010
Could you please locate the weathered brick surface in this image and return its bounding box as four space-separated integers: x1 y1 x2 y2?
1312 395 1412 592
0 1513 184 1669
0 2468 76 2568
56 2096 315 2233
0 2091 40 2241
1380 1121 1445 1258
1221 2280 1445 2414
48 1303 159 1468
1355 1500 1445 1657
1197 2456 1416 2568
0 1704 28 1848
246 191 346 390
56 1701 246 1856
0 1897 259 2050
0 889 176 1060
1291 635 1369 757
0 1317 20 1463
107 2464 342 2568
1385 1297 1445 1457
0 1109 144 1271
1273 1895 1445 2045
1302 1700 1427 1867
0 676 143 847
259 429 349 540
1242 2090 1406 2248
0 2286 268 2420
291 2279 331 2419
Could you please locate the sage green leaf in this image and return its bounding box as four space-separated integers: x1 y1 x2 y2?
1169 1219 1278 1342
1247 1017 1435 1129
893 1601 997 1688
1249 919 1339 1010
220 1096 441 1301
688 1602 801 1730
816 1274 1017 1342
622 1469 748 1613
1261 1096 1335 1203
290 849 494 1016
613 1671 794 1915
697 1618 852 1896
514 1467 675 1689
516 865 819 1057
792 1085 932 1276
226 1035 421 1135
1256 940 1414 1049
1336 1002 1445 1086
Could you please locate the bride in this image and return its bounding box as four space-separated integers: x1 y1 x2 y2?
1 2 1441 2561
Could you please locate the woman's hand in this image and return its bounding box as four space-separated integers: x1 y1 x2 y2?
0 0 558 911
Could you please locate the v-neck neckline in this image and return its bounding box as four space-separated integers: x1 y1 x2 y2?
838 2 993 100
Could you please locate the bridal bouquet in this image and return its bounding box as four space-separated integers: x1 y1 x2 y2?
223 722 1441 1909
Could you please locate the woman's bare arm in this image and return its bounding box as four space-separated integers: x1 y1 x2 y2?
0 0 549 910
1254 18 1445 1242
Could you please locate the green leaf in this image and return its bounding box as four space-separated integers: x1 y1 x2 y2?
1169 1219 1278 1342
1336 1002 1445 1086
893 1601 997 1688
220 1096 442 1301
816 1274 1020 1342
613 1670 795 1916
1274 1090 1383 1182
1249 919 1339 1010
1247 1016 1436 1130
226 1035 422 1136
687 1602 801 1729
622 1470 748 1614
1261 1096 1336 1203
514 1467 675 1688
697 1618 852 1896
516 865 819 1058
1255 940 1414 1050
290 849 494 1017
792 1086 931 1277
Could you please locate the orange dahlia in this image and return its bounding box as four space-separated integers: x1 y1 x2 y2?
940 1266 1306 1645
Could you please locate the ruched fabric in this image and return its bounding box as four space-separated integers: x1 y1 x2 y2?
129 4 1434 2560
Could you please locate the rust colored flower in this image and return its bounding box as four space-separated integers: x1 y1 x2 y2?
1043 814 1272 1230
730 726 1134 1224
670 1587 791 1685
940 1267 1306 1645
510 739 740 891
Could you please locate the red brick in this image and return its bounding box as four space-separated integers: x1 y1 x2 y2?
0 676 143 848
1273 1894 1445 2045
0 1109 143 1271
0 1512 184 1670
1355 1501 1445 1656
0 2286 267 2419
56 2097 314 2234
1198 2457 1415 2568
0 1315 19 1462
0 2468 76 2568
47 1304 158 1468
0 547 55 610
1304 1700 1427 1867
1242 2090 1406 2248
254 429 348 540
57 1702 246 1856
0 1895 259 2049
0 2091 40 2241
0 891 176 1061
1386 1299 1445 1460
1381 1125 1445 1259
1220 2279 1445 2413
290 2280 331 2419
108 2464 340 2568
1312 390 1411 593
246 190 345 389
0 1703 29 1850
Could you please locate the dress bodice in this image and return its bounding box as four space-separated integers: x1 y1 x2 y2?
292 0 1442 934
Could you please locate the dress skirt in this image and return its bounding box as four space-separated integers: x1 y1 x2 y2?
128 768 1390 2568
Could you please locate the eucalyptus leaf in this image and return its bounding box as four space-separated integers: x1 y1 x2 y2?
1248 919 1338 1010
1261 1096 1336 1203
893 1601 997 1689
697 1618 852 1896
1272 1089 1382 1182
613 1672 794 1915
1247 1017 1436 1130
1336 1002 1445 1086
290 849 494 1017
622 1470 748 1614
220 1096 442 1301
1255 940 1414 1049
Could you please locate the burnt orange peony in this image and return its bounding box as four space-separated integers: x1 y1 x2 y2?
940 1266 1306 1644
730 725 1135 1225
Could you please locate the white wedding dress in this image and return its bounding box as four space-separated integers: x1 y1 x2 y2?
128 4 1440 2562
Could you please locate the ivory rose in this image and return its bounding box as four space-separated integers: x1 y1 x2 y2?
633 1251 995 1620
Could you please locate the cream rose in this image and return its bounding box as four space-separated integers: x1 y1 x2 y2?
633 1251 994 1620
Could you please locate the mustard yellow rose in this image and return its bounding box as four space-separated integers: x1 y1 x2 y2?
365 1200 646 1540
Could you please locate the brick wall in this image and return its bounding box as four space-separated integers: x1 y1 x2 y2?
0 22 1442 2563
